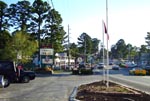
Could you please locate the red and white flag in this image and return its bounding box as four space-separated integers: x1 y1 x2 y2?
102 20 109 40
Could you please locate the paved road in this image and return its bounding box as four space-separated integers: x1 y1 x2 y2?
0 72 103 101
1 68 150 101
93 67 150 94
109 68 150 94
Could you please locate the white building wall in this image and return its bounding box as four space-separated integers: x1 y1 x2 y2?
55 53 75 69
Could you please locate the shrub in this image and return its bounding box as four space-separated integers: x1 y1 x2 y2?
72 69 79 75
80 68 93 75
35 67 53 74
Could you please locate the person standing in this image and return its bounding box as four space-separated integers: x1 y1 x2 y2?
16 63 23 77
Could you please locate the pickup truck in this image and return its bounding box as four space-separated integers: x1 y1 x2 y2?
0 60 36 87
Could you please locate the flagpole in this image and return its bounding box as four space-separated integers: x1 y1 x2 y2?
102 21 105 83
106 0 109 88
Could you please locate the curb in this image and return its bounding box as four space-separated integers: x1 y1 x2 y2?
69 86 80 101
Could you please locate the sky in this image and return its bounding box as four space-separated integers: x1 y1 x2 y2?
4 0 150 49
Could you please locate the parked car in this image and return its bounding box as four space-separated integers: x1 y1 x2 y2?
129 68 146 75
0 60 36 88
72 64 79 75
125 62 137 68
119 63 127 68
97 63 105 69
112 65 119 70
109 61 113 65
72 63 93 75
79 63 86 68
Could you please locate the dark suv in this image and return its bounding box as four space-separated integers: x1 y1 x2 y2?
0 61 36 87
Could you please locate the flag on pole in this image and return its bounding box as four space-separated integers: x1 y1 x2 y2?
102 20 109 40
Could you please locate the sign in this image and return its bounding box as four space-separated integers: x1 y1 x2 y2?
40 44 52 48
42 59 53 64
77 57 83 63
40 48 54 55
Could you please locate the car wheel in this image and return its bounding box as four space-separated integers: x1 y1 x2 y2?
22 76 30 83
4 78 10 88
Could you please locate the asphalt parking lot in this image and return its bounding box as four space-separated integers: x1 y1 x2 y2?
0 72 103 101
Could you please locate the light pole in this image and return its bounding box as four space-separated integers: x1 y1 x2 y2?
67 25 70 67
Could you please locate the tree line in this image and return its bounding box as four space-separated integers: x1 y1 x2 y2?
110 32 150 62
1 0 150 64
0 0 100 63
0 0 66 63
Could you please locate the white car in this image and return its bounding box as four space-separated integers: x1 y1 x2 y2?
97 63 105 69
125 62 137 68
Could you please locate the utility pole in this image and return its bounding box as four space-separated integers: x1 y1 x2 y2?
84 35 86 63
68 24 70 66
38 24 41 68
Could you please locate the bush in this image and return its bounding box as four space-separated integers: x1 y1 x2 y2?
35 67 53 74
80 68 93 75
72 69 79 75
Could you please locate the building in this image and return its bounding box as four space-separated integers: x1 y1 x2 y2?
55 53 75 69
